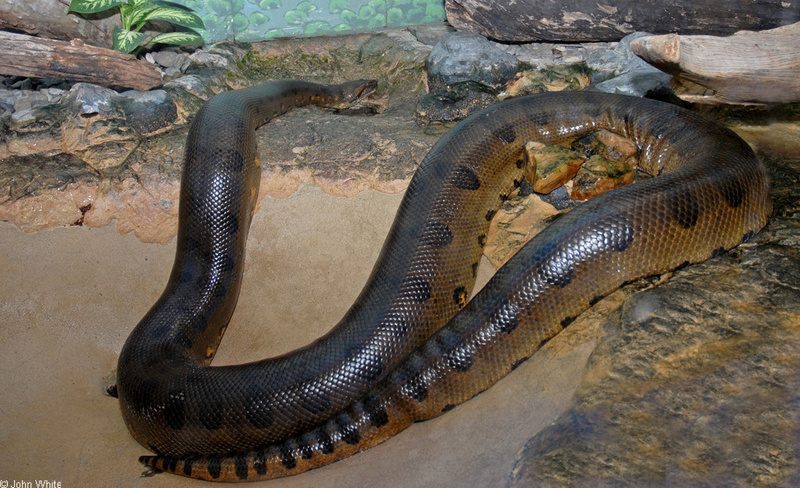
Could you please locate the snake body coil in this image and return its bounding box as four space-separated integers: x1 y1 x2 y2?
116 80 771 481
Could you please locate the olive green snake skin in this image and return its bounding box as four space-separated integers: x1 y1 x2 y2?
116 80 771 481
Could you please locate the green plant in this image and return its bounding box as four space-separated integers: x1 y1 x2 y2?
67 0 205 54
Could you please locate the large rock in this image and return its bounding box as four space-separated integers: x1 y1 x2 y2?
445 0 800 42
509 156 800 487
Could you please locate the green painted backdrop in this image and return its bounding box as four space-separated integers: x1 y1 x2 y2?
172 0 447 42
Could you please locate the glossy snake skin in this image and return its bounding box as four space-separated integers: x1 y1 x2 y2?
116 80 771 482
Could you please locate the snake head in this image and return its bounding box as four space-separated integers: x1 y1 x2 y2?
328 79 379 112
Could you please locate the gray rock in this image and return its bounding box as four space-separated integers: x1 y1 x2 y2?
407 24 456 46
189 51 230 69
67 83 121 118
500 42 615 70
426 31 520 92
13 92 50 112
163 74 214 100
119 89 177 135
509 156 800 487
586 33 672 97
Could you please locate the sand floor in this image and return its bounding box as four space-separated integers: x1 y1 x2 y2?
0 184 597 487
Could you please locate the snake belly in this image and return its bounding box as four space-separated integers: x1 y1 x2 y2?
118 82 771 482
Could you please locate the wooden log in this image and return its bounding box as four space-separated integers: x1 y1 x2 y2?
630 23 800 104
444 0 800 42
0 0 116 48
0 31 162 91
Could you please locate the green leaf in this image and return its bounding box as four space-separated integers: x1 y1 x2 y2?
68 0 127 14
112 26 147 53
125 4 158 29
148 31 204 46
142 6 205 29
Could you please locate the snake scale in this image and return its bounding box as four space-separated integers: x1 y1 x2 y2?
116 80 771 482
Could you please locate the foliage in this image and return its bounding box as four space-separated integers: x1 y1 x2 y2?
67 0 204 54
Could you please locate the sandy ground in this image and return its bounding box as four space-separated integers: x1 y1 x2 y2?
0 184 598 488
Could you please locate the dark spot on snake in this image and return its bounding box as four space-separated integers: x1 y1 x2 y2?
589 295 603 307
182 458 194 477
742 230 756 243
404 275 432 302
399 356 429 402
165 457 178 473
446 348 473 373
711 246 726 258
669 190 700 228
450 164 481 191
299 389 332 415
280 443 297 470
207 458 222 479
235 453 249 480
318 429 335 454
254 451 267 476
227 148 246 173
518 178 534 197
493 124 517 144
516 159 524 169
198 399 224 430
297 437 314 459
478 234 487 247
492 302 520 334
438 328 473 372
511 355 530 371
544 262 574 288
176 263 196 285
359 357 383 382
527 112 548 126
391 316 409 338
472 262 480 278
442 404 456 413
513 178 522 187
611 223 635 252
561 316 575 327
453 286 468 307
718 175 745 208
499 193 509 201
163 389 186 430
485 209 496 221
421 220 454 248
175 331 193 350
337 414 361 445
364 394 389 428
405 375 429 402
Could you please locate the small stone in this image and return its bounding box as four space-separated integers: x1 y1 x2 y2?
189 51 230 68
13 92 49 112
571 155 636 200
152 50 179 68
526 141 586 194
572 129 638 163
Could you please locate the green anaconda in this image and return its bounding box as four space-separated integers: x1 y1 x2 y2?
116 80 771 481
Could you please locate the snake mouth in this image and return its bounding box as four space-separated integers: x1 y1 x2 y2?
355 79 379 100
